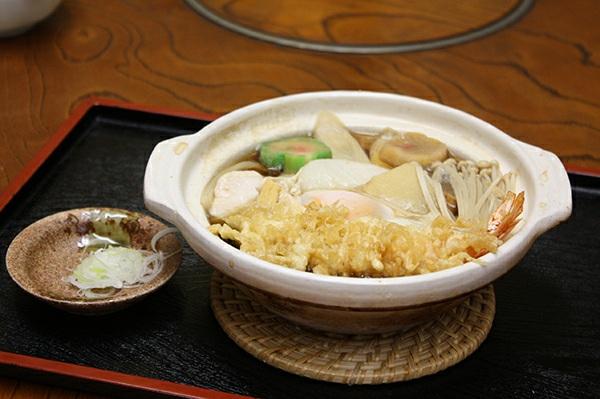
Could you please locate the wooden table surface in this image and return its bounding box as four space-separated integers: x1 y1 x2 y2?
1 0 598 398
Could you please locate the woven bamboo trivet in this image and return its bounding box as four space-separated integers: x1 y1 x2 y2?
210 272 495 384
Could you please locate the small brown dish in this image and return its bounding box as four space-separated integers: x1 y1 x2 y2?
6 208 182 315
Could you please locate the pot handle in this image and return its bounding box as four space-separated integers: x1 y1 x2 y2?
514 139 572 235
143 135 192 224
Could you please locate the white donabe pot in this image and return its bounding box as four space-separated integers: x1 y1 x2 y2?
144 91 571 333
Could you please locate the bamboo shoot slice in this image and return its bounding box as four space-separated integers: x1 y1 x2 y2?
313 111 370 163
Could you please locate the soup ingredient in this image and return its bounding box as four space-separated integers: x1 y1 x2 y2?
209 183 501 277
255 179 284 207
294 159 387 192
204 111 524 277
467 190 524 258
431 158 516 228
361 162 429 214
301 190 395 220
209 170 264 219
360 159 517 230
313 111 370 163
201 160 267 211
370 129 448 167
350 131 379 151
488 191 525 240
259 136 332 174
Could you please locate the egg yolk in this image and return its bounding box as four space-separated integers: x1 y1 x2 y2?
301 190 389 220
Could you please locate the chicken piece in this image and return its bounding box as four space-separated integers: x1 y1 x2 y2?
209 171 264 219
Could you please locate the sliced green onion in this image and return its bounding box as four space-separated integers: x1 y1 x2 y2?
66 227 180 299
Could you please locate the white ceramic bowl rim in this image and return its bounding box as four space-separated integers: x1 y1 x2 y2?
144 91 572 307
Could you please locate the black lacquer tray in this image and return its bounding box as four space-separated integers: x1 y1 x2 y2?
1 100 599 398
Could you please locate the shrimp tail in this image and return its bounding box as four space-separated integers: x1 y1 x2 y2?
468 191 525 259
488 191 525 241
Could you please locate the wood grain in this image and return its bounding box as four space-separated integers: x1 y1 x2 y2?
0 0 599 195
199 0 520 44
0 376 104 399
0 0 599 397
